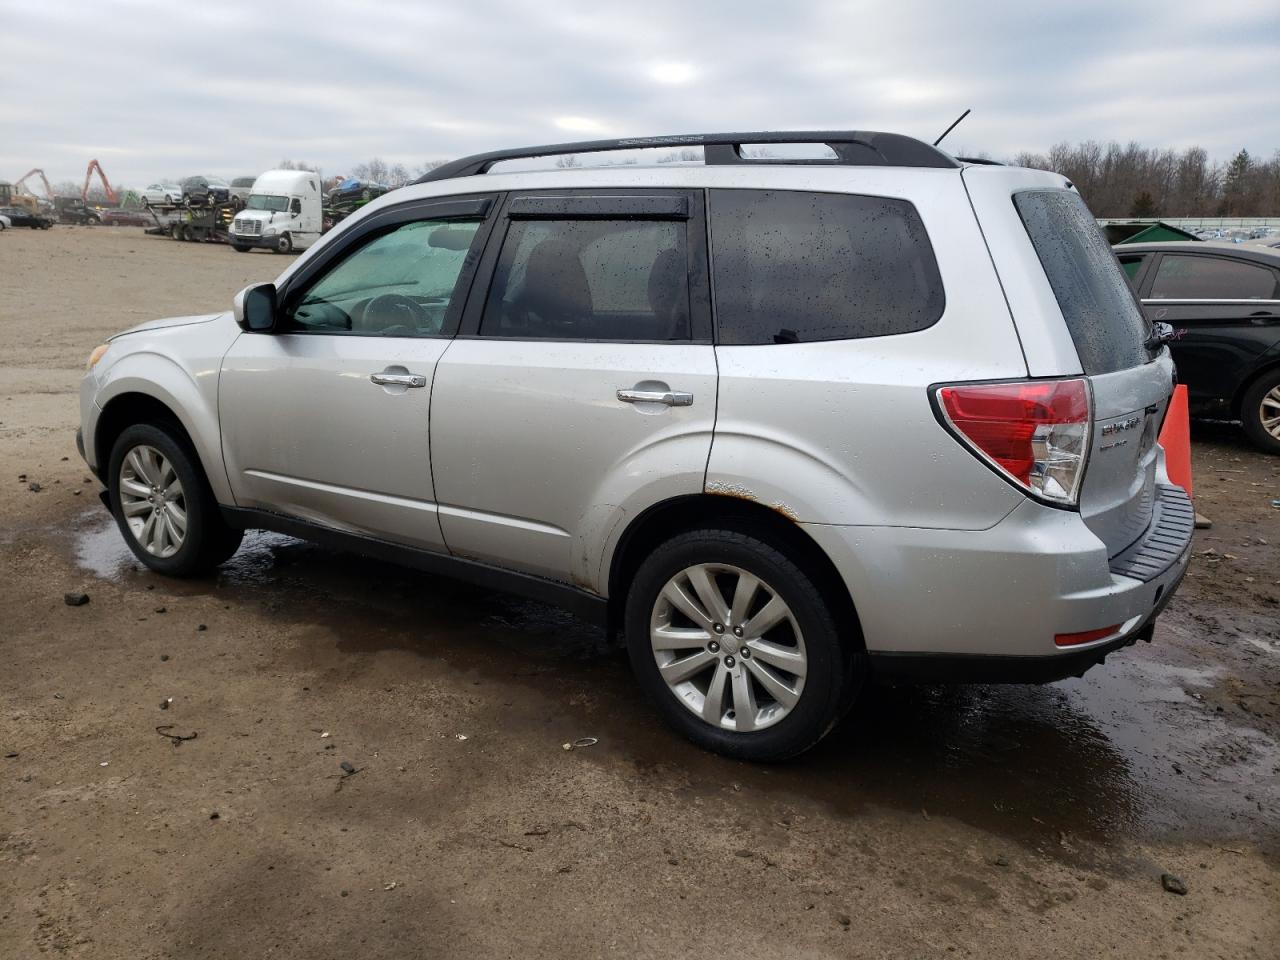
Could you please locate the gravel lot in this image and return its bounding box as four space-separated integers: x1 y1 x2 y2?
2 226 1278 959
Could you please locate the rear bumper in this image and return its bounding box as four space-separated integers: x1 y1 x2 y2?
802 482 1194 681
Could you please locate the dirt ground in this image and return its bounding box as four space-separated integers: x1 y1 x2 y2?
2 226 1278 959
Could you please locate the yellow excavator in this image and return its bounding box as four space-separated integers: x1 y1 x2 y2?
0 177 41 213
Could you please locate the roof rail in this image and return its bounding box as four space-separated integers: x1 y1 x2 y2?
415 130 960 183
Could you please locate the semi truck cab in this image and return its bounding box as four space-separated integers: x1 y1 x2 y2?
229 170 323 254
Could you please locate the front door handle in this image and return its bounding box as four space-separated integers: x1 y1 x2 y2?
370 372 427 388
617 388 693 407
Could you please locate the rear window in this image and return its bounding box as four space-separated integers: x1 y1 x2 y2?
1014 190 1150 374
709 189 943 344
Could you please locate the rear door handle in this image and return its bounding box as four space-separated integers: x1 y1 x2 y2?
370 372 427 388
617 388 693 407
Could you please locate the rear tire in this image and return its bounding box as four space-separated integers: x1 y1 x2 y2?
107 423 243 577
624 527 858 761
1241 368 1280 455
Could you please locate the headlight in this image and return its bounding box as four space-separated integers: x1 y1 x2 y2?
86 344 110 371
262 226 277 236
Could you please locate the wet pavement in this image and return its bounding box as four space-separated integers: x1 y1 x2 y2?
69 508 1280 866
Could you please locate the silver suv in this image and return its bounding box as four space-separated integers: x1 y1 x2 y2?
78 132 1193 760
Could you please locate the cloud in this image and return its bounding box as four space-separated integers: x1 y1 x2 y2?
1 0 1276 188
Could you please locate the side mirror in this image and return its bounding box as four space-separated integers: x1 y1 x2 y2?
233 283 279 333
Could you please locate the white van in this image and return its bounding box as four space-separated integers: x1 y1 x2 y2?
229 170 323 253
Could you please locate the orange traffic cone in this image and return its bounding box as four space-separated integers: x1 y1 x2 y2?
1158 384 1193 499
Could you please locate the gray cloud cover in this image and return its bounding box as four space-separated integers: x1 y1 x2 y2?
3 0 1277 187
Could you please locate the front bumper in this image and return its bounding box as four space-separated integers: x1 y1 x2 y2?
76 427 101 482
228 232 277 248
803 482 1194 683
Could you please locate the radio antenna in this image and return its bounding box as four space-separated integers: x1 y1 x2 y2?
933 108 971 147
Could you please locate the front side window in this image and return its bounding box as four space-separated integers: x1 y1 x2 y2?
286 218 481 337
709 189 944 345
1149 255 1278 301
481 218 690 340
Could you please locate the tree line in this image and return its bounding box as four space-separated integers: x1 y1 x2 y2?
1009 143 1280 219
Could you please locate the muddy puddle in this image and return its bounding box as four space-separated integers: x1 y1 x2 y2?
71 510 1279 860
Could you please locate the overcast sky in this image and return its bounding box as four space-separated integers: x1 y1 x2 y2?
3 0 1278 188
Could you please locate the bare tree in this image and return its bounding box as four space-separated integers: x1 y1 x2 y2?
1012 141 1280 217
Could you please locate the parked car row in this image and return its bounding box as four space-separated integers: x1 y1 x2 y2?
141 175 249 209
0 205 54 229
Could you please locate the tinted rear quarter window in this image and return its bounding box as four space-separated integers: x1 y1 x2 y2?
709 190 943 344
1014 190 1150 375
1149 254 1279 300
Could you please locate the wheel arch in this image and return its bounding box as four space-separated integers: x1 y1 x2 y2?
94 388 230 504
605 494 866 652
1231 356 1280 418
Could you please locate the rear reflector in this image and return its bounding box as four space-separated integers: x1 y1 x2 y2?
1054 624 1121 647
935 378 1091 506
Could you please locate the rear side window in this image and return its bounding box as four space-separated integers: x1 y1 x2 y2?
1149 255 1278 301
709 190 943 344
1014 190 1149 374
481 219 690 341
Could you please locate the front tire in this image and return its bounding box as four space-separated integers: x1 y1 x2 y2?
273 233 293 254
624 528 858 761
1241 369 1280 454
231 244 251 253
108 423 243 577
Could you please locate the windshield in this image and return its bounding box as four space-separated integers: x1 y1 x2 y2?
246 194 290 212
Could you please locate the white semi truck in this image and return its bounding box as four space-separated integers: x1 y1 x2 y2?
228 169 324 253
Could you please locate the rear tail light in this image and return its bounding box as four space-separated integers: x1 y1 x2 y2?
1055 624 1121 647
934 378 1091 507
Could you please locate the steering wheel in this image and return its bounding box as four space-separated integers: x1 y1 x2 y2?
363 293 434 336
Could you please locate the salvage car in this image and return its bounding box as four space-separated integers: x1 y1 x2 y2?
1117 242 1280 453
78 131 1192 760
180 175 231 207
326 177 389 208
0 205 53 229
141 182 184 207
229 176 256 208
55 199 103 225
100 208 154 227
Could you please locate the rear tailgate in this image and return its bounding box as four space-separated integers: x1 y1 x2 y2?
963 167 1175 557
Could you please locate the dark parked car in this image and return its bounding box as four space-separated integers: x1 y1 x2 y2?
55 199 102 225
0 205 54 229
1117 242 1280 453
100 208 153 227
181 175 231 207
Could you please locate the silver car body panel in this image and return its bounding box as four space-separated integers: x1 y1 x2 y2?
219 333 452 551
963 166 1175 556
82 312 241 504
431 340 717 587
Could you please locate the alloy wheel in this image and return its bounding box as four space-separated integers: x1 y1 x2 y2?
118 444 187 558
650 563 807 732
1260 385 1280 440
